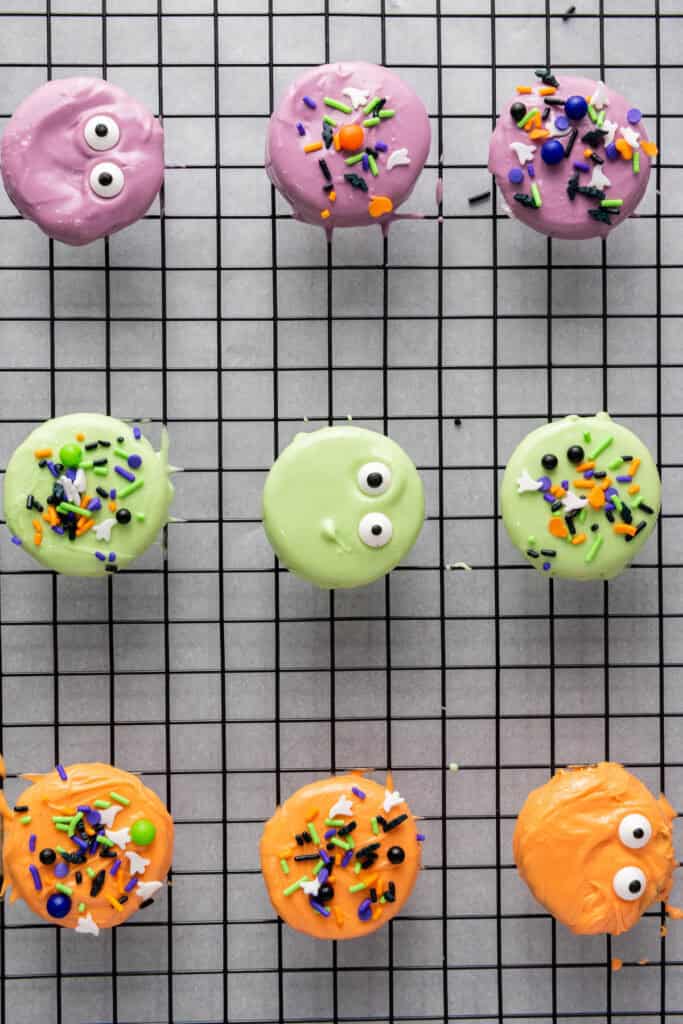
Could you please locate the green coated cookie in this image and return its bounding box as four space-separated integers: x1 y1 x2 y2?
5 413 175 577
262 425 425 589
501 412 660 580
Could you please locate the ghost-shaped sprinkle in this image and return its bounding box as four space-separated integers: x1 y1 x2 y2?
126 850 151 875
621 126 640 150
94 518 116 542
589 165 611 191
137 880 163 900
59 475 81 504
106 826 131 849
591 81 610 111
602 118 618 146
383 790 404 813
562 491 588 514
387 147 411 170
341 86 369 110
510 141 536 165
300 878 321 896
75 912 100 936
328 795 353 818
98 803 124 829
516 469 543 494
74 468 87 494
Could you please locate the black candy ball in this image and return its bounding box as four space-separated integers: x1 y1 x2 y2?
116 508 132 524
567 445 585 464
387 846 405 865
39 848 56 865
541 454 558 470
318 882 334 903
510 101 526 122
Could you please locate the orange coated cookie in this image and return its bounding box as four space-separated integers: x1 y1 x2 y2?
0 761 173 934
514 762 677 936
260 772 423 939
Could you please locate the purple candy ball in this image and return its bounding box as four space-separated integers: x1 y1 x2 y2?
508 167 524 185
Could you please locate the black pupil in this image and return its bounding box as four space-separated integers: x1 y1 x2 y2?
567 445 584 464
371 524 382 536
633 828 644 839
98 172 113 187
367 472 383 488
541 453 558 470
95 123 108 137
629 879 642 894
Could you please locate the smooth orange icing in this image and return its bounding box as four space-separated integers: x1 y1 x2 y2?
260 772 422 940
514 762 677 936
1 762 173 932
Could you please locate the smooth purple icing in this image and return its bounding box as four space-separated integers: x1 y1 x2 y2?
488 75 654 241
1 77 164 246
265 62 431 232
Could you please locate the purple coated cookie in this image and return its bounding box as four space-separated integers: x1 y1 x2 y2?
1 78 164 246
266 62 431 232
488 74 657 240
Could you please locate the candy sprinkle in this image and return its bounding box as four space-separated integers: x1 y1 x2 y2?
324 97 352 114
29 865 42 891
303 96 317 110
109 791 130 806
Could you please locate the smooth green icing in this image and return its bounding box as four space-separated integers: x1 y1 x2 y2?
262 425 424 589
5 413 174 577
501 413 660 581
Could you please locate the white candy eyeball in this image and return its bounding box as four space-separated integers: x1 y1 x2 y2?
89 162 124 199
84 114 120 151
618 813 652 850
358 462 392 496
613 865 647 902
358 512 393 548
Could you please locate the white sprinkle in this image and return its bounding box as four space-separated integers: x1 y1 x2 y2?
383 789 404 813
125 850 151 875
341 86 369 110
387 147 411 171
75 912 99 936
137 880 163 900
328 795 353 818
516 469 543 494
509 141 536 165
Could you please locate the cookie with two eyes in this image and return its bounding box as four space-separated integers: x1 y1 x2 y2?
514 762 677 936
262 425 424 589
1 77 164 246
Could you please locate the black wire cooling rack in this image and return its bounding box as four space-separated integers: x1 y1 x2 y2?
0 1 681 1022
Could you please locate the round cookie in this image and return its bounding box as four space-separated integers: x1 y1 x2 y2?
514 763 677 936
266 62 431 231
5 413 175 577
262 425 424 589
0 760 173 934
488 68 657 240
1 77 164 246
501 412 660 580
260 772 423 940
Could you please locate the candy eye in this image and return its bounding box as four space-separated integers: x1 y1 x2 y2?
613 865 647 902
89 162 124 198
358 461 392 496
84 114 120 151
541 454 558 470
358 512 393 548
618 813 652 849
567 445 584 464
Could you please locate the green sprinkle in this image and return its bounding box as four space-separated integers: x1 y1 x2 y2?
116 479 144 500
589 436 613 460
363 117 380 128
585 534 603 564
330 836 351 851
363 96 381 115
109 791 130 806
527 536 537 546
56 847 69 856
79 460 93 470
633 150 640 174
324 97 352 114
54 822 70 832
579 508 588 523
587 103 598 122
283 875 308 896
57 502 92 518
136 512 146 522
86 867 96 879
114 447 129 459
345 153 364 165
608 457 623 470
96 834 114 847
530 183 542 208
325 818 345 827
583 431 592 443
631 495 642 509
354 861 362 875
78 902 86 913
20 815 31 825
378 109 395 119
368 154 378 177
379 895 387 904
93 466 109 476
312 859 325 876
600 199 623 208
517 107 540 129
52 816 72 823
280 859 290 875
323 115 337 127
349 882 367 894
307 821 320 845
371 817 379 835
346 834 355 849
596 110 606 127
56 883 73 897
68 811 83 836
94 800 111 809
612 495 623 512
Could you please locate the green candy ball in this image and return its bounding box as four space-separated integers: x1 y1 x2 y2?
130 818 156 846
59 443 83 468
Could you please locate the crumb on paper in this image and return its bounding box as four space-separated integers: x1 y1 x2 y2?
611 958 623 973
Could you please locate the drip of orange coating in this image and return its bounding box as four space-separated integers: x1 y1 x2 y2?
666 904 683 920
612 958 623 972
514 762 677 936
338 124 364 152
1 763 173 931
260 771 420 941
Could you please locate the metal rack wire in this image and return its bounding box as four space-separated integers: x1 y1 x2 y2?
0 0 679 1022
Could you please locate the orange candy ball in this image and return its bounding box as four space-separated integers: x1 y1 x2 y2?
338 124 364 151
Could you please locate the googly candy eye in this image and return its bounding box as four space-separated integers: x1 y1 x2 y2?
358 462 392 496
358 512 393 548
566 445 584 464
618 813 652 849
541 454 558 470
613 865 647 902
84 114 120 152
90 162 124 198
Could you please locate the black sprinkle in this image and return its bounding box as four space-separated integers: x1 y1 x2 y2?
25 495 33 510
564 128 579 159
104 564 119 573
454 418 462 427
562 4 576 19
303 831 311 843
96 487 109 499
540 549 557 557
606 510 615 523
375 98 387 113
542 107 551 120
634 521 647 535
67 524 77 542
32 500 43 512
589 208 614 224
118 894 129 905
323 183 334 193
590 153 605 165
92 458 108 467
337 821 357 837
365 147 378 157
551 499 562 512
90 869 106 898
544 97 566 107
376 816 386 827
117 436 124 443
565 516 576 536
639 503 654 515
593 470 607 479
318 158 332 182
322 123 334 149
99 848 116 858
13 805 29 812
591 524 600 532
383 814 408 832
139 898 155 910
526 549 540 558
97 440 111 447
344 173 368 192
370 887 378 903
84 442 99 451
75 871 83 885
513 192 535 208
294 853 322 861
295 834 304 846
620 505 633 525
356 842 381 859
622 455 633 461
38 459 47 468
468 190 491 205
582 128 608 148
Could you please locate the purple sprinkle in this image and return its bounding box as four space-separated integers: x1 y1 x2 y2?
10 535 22 546
555 115 570 131
46 461 59 478
508 167 524 185
358 898 372 921
86 810 101 827
133 426 142 440
616 475 632 483
583 469 594 479
604 502 616 512
89 837 98 854
627 107 642 125
416 833 426 842
296 121 305 136
324 828 336 840
310 898 330 917
65 468 77 481
29 834 37 853
87 498 102 512
109 489 117 500
527 163 535 178
561 480 569 489
52 525 65 535
109 552 116 563
115 465 135 482
605 487 618 498
125 877 138 892
110 859 122 876
76 805 91 816
542 562 551 571
351 787 366 800
538 476 552 492
362 153 369 171
56 764 67 781
374 141 388 152
319 847 331 865
94 551 106 562
573 161 590 172
605 142 618 160
317 868 329 885
341 849 353 867
71 835 88 851
55 862 69 879
543 493 557 504
303 95 317 110
127 453 142 470
29 865 42 891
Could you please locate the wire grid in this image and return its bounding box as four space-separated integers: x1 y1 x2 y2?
0 0 681 1022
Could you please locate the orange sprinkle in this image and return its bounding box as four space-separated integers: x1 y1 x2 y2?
529 129 550 140
628 483 640 495
108 500 117 513
368 195 393 219
615 138 633 160
34 448 52 459
329 191 336 203
588 485 605 510
75 432 85 442
614 523 637 537
333 906 344 927
76 519 95 538
371 905 382 920
320 210 330 220
573 479 594 489
278 849 293 859
333 132 341 152
667 904 683 920
305 807 319 821
576 461 595 472
304 141 323 153
539 86 556 96
583 148 593 159
32 519 42 532
641 140 658 158
612 958 623 973
364 873 379 887
33 533 42 547
571 533 587 545
628 457 641 478
80 494 91 509
106 894 124 912
550 485 566 498
548 517 568 539
516 86 533 94
600 477 613 491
